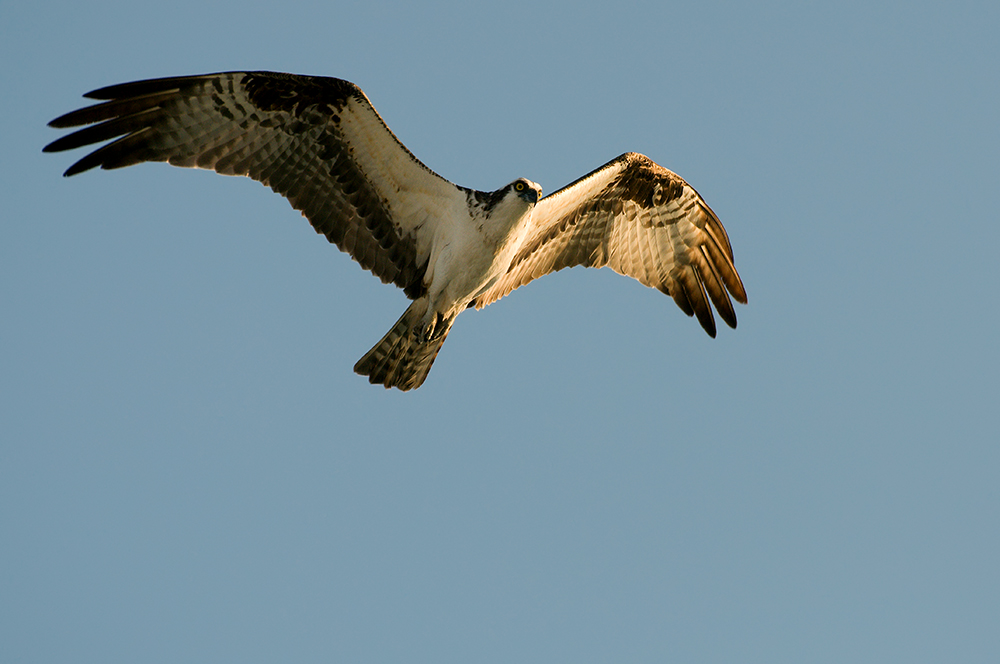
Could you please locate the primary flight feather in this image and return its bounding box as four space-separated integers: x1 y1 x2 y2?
45 71 747 390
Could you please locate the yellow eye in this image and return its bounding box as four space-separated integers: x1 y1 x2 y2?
515 181 525 191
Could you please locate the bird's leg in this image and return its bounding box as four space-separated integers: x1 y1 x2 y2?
415 311 451 342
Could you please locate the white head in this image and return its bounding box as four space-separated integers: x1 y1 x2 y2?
477 178 542 240
491 178 541 227
509 178 542 205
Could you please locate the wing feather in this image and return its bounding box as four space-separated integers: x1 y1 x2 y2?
45 71 466 299
475 152 747 336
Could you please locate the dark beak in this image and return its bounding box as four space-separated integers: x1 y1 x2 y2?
519 187 538 204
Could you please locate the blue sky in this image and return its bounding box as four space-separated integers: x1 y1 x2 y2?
3 1 998 662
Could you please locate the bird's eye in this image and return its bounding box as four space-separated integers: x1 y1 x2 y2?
515 181 525 191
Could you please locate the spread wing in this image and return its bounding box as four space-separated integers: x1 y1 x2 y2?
474 153 747 337
44 71 468 299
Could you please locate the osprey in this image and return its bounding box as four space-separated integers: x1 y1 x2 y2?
45 71 747 390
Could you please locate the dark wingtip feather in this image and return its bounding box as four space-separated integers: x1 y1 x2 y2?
41 138 62 153
43 129 96 154
730 277 748 306
48 109 87 130
699 305 718 338
662 280 694 318
62 158 97 177
43 135 105 176
80 74 207 101
684 271 717 338
48 99 126 129
697 247 738 330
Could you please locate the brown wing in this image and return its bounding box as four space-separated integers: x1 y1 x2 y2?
474 153 747 337
45 71 467 299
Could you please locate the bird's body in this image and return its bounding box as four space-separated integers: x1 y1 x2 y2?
46 71 746 390
355 176 541 389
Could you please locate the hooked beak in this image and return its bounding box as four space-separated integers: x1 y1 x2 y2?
518 184 540 204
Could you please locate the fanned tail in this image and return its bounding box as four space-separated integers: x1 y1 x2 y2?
354 299 454 391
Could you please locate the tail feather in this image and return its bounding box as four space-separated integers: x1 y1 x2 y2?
354 300 453 391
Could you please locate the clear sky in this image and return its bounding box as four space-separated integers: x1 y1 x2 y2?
3 1 998 662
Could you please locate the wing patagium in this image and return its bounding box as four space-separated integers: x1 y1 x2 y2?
47 72 747 390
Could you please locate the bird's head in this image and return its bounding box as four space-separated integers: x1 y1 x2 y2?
477 178 541 232
510 178 541 205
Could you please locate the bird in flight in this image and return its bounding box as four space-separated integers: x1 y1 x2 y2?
45 71 747 390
